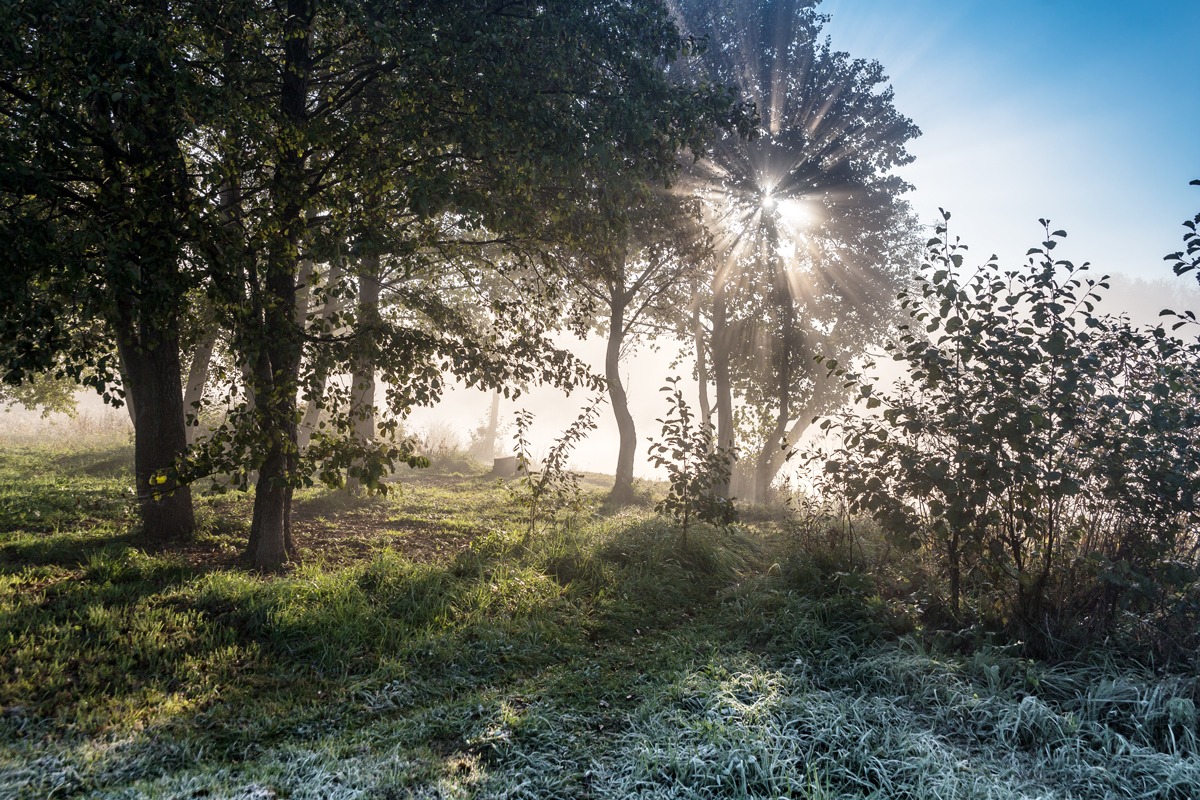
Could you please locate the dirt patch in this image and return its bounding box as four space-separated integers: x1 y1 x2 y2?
290 507 482 568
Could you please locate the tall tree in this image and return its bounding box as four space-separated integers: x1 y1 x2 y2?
670 0 921 502
0 0 209 540
2 0 743 568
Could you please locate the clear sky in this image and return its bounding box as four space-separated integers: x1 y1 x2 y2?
820 0 1200 278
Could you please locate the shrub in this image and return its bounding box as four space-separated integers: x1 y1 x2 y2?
647 377 737 543
510 396 604 537
809 211 1200 661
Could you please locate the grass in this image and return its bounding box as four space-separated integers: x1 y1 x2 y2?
1 442 1198 798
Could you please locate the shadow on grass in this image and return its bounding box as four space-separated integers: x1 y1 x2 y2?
50 444 134 478
291 488 391 520
0 527 144 568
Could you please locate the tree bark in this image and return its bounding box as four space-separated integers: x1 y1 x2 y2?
117 335 196 542
348 256 380 491
711 278 735 499
115 347 138 429
102 4 195 543
754 239 793 505
297 261 345 449
482 388 501 459
245 0 310 570
248 446 295 569
607 292 636 504
693 297 712 423
183 329 217 446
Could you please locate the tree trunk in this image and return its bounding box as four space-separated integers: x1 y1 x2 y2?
482 388 501 459
117 335 196 542
948 526 962 620
115 347 138 429
245 291 303 571
247 445 295 569
297 261 345 449
348 256 380 491
753 413 814 503
183 329 217 446
693 298 712 423
294 255 315 326
245 0 310 570
711 280 735 499
102 11 195 543
607 294 636 504
754 243 793 505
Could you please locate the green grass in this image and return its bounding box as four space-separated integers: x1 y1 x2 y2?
1 444 1198 799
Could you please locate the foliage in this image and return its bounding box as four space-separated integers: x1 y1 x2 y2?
558 185 714 503
810 213 1200 656
510 396 606 537
0 0 750 566
669 0 922 501
1165 179 1200 285
0 373 78 418
0 0 211 539
648 377 738 540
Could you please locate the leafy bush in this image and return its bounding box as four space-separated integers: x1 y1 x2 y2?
810 211 1200 660
647 377 737 543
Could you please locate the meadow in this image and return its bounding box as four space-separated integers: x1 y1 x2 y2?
2 434 1198 800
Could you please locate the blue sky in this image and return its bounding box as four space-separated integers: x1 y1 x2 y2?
820 0 1200 279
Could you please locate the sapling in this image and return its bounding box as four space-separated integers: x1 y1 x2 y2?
647 377 737 544
511 395 605 537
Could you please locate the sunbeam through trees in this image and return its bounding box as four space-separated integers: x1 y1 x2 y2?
1 0 1198 796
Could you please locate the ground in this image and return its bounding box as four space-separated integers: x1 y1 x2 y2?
1 440 1198 799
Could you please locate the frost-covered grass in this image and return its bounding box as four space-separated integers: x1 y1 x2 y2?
1 446 1198 799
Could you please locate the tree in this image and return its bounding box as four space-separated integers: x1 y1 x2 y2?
669 0 921 503
1166 179 1200 286
0 0 209 540
182 0 745 569
3 0 742 568
560 187 713 504
0 372 78 418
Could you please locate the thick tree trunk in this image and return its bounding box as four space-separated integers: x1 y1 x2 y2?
183 329 217 446
117 335 196 542
607 296 636 504
711 281 735 499
245 299 303 571
247 445 295 568
102 11 195 543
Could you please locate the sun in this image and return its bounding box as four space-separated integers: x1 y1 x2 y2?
775 197 815 232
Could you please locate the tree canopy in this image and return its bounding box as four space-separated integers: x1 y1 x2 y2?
668 0 922 502
0 0 748 567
